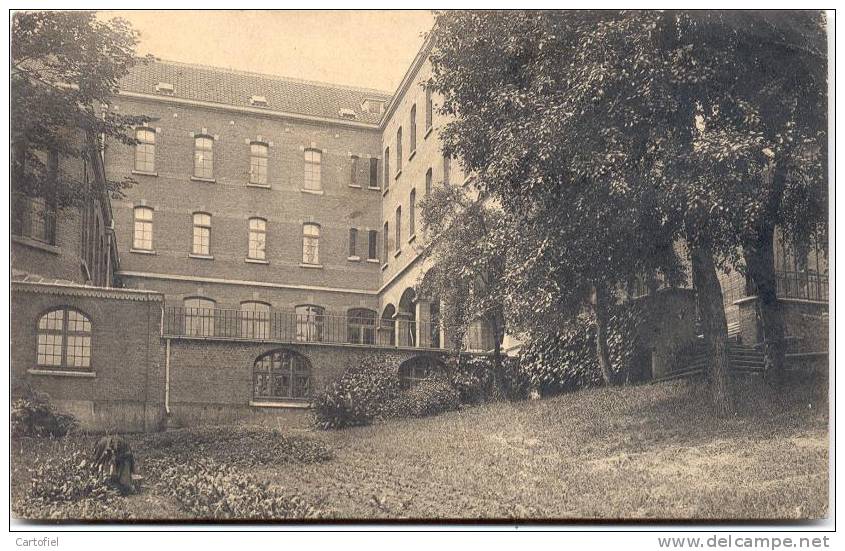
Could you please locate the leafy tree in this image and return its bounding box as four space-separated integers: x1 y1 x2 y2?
11 10 151 208
426 11 686 387
416 183 509 389
658 11 828 385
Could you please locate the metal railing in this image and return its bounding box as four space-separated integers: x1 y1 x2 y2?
776 270 828 302
162 306 490 351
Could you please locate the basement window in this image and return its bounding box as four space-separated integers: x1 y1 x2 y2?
155 82 174 95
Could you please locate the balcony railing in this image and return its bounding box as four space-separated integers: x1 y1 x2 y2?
162 306 490 351
776 270 828 302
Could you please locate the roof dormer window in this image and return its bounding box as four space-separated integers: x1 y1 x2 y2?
339 108 357 120
361 99 385 115
250 95 268 107
155 82 174 95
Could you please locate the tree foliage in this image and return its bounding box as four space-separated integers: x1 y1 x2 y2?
11 10 151 207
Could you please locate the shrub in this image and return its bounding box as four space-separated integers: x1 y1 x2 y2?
446 354 527 403
518 301 645 396
13 444 127 520
11 388 79 438
151 457 322 520
312 354 404 430
384 375 461 418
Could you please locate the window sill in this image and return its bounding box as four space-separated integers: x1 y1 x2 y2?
130 248 157 255
28 368 96 378
245 258 269 264
381 263 389 271
249 400 310 409
132 170 158 177
347 256 361 262
408 149 417 162
393 249 402 258
394 169 402 180
348 184 362 189
300 188 324 196
189 253 214 260
366 258 380 264
367 186 381 192
300 263 324 269
407 233 417 244
190 176 216 183
11 235 60 255
382 187 389 197
424 126 434 139
246 183 271 189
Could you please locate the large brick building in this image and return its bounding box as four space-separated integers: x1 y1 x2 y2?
10 38 828 431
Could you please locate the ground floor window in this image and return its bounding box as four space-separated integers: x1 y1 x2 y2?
398 357 441 390
253 349 311 401
295 304 324 342
36 307 92 370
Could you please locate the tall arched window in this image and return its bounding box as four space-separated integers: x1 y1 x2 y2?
383 147 390 191
249 142 269 186
395 206 402 251
184 297 215 337
425 168 433 196
241 301 270 339
409 189 416 237
253 349 311 401
302 223 321 265
303 148 322 191
382 221 389 263
409 104 417 153
194 135 214 179
133 206 153 251
347 308 376 345
37 308 92 370
134 128 156 173
192 212 211 256
295 305 324 342
425 87 433 131
395 127 403 172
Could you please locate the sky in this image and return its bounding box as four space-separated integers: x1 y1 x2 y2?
98 10 435 94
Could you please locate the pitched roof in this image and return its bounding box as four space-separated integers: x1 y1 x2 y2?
119 59 392 124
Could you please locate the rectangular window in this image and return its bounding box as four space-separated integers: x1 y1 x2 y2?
368 230 378 260
383 221 389 263
349 228 358 257
184 297 215 337
443 155 451 185
13 196 56 245
194 136 214 179
248 218 266 260
192 212 211 255
250 142 269 185
425 168 433 195
409 105 417 153
304 149 322 191
350 155 359 186
134 128 155 173
302 223 320 265
133 206 153 250
241 301 270 339
295 305 324 342
369 158 379 188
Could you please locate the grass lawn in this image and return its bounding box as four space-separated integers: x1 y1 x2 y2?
11 377 829 522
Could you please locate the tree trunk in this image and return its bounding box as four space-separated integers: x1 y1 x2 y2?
592 284 616 386
690 244 733 416
743 223 786 387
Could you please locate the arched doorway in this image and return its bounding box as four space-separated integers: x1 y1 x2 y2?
398 356 445 389
379 304 396 346
253 348 311 402
397 288 417 347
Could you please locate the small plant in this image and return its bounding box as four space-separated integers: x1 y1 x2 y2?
11 387 79 438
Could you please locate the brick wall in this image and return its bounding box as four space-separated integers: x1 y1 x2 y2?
105 96 385 299
11 282 165 432
166 338 443 428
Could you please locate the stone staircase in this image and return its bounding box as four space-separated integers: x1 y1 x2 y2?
657 341 765 381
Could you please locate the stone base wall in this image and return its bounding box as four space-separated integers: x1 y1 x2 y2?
736 297 829 354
